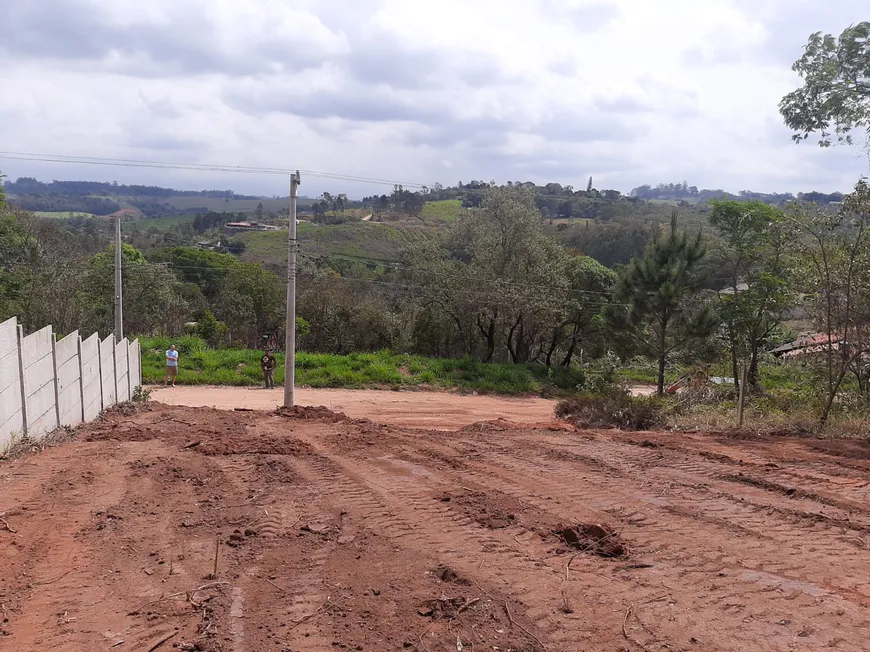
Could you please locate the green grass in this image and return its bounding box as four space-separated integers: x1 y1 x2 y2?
34 211 97 219
139 337 585 394
123 215 195 232
648 198 701 206
422 200 463 222
156 197 315 213
238 221 431 265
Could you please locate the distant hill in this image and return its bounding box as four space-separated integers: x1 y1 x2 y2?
2 176 316 218
628 182 844 206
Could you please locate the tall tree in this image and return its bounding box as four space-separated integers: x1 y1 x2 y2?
786 180 870 423
708 200 792 391
408 186 578 363
780 22 870 147
605 212 718 395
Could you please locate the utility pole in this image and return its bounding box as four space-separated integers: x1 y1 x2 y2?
114 214 124 342
284 171 300 407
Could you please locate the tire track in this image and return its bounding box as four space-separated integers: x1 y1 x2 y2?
289 446 638 652
348 426 870 650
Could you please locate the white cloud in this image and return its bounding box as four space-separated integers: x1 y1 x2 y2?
0 0 866 197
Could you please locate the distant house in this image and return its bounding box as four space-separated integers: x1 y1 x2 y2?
223 221 281 233
718 282 750 296
771 332 844 358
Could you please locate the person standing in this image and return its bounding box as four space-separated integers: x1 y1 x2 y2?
164 344 179 387
261 350 277 389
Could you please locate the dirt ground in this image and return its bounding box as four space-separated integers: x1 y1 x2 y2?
2 402 870 651
151 386 558 429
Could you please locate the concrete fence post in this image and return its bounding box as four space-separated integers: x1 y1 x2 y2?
77 335 86 424
16 324 28 436
51 332 61 428
97 336 104 410
113 335 117 402
127 340 133 401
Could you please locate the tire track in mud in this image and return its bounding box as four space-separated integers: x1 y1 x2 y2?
289 444 636 652
381 427 870 554
610 434 870 506
343 426 870 651
206 453 336 652
1 443 156 650
517 432 870 528
483 444 870 596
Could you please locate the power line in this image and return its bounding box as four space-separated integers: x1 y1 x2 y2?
0 151 429 189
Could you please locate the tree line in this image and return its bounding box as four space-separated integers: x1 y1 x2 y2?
6 177 869 423
3 177 258 199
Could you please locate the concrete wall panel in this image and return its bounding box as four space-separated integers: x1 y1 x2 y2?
100 335 116 408
21 326 57 439
128 339 141 391
56 331 83 427
115 338 129 403
80 333 101 422
1 324 141 441
0 317 24 453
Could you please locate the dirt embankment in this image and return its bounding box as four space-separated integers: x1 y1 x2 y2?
1 401 870 651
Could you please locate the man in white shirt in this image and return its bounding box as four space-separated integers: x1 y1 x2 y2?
164 345 179 387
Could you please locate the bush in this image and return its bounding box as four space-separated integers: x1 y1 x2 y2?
556 389 669 430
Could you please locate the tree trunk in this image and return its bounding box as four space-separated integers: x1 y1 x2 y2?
729 328 740 391
657 349 666 396
477 315 496 363
507 315 523 363
561 323 580 367
544 327 561 367
748 343 761 392
821 365 849 425
657 323 667 396
513 319 531 364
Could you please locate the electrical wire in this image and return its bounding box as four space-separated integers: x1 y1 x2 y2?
0 151 429 189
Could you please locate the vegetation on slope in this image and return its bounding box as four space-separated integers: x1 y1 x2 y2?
139 336 585 394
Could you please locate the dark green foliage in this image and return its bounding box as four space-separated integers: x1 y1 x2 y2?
780 22 870 146
565 220 655 267
605 211 718 395
708 200 792 389
9 194 121 215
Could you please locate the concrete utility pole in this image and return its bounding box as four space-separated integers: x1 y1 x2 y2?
114 214 124 342
284 171 300 407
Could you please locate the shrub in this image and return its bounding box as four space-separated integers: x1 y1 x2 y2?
556 389 669 430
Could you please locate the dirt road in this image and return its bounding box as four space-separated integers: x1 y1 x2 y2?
151 385 558 428
2 403 870 651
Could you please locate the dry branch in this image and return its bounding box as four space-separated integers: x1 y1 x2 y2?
504 601 546 651
146 630 177 651
286 596 332 630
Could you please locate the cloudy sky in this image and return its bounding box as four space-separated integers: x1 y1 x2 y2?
0 0 867 198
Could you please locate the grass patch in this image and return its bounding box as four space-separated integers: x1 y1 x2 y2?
238 221 433 266
123 215 195 232
157 197 314 213
33 211 97 219
422 200 464 222
139 338 585 395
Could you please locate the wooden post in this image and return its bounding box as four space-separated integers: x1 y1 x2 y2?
737 362 747 429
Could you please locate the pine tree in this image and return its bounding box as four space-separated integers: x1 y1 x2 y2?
604 211 718 395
